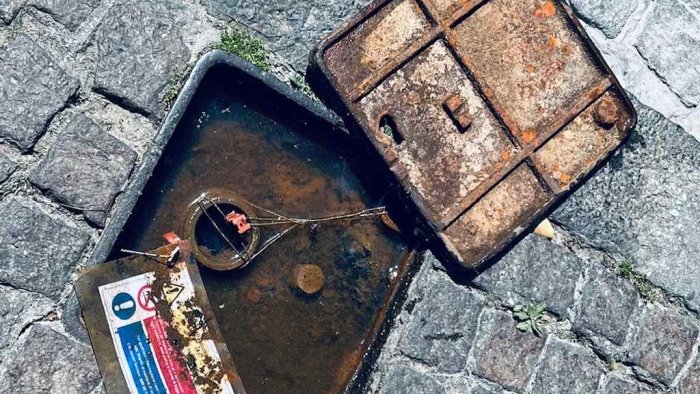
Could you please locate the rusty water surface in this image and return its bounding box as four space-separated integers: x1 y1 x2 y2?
110 69 410 394
311 0 636 269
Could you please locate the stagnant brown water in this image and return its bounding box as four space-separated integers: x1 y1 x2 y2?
111 68 409 394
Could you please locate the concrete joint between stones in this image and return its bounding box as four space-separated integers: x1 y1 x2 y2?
671 327 700 388
524 334 554 393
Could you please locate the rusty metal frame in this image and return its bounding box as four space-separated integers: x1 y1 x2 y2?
308 0 637 271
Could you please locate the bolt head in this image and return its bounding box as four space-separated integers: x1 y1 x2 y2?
594 97 620 129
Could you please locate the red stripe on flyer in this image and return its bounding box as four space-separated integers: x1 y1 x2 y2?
144 316 198 394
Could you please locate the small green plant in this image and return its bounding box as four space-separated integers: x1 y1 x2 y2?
162 84 179 106
606 360 620 372
637 280 662 302
617 261 635 279
290 74 316 98
216 27 271 72
381 124 394 138
616 262 662 302
514 303 547 336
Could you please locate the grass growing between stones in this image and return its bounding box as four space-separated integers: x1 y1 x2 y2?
616 261 662 302
217 27 271 72
162 84 180 107
514 303 547 337
290 74 318 101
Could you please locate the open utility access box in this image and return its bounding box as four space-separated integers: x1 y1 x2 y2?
79 52 415 394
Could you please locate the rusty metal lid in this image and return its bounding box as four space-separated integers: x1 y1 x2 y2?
309 0 636 270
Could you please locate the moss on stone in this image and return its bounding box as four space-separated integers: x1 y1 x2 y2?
216 27 271 72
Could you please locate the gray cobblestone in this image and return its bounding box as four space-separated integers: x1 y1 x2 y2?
681 355 700 394
30 113 137 227
399 268 483 373
531 338 604 394
377 364 446 394
472 234 582 318
471 309 546 393
574 267 639 346
29 0 100 31
635 0 700 107
603 376 656 394
0 323 100 394
569 0 639 38
0 286 53 362
0 197 89 299
554 97 700 312
94 0 189 118
0 153 16 183
470 383 503 394
0 0 25 24
629 305 699 385
0 34 79 151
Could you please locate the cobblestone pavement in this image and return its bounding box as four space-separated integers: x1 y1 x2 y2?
0 1 698 393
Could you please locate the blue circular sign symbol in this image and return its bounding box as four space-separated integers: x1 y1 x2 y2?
112 292 136 320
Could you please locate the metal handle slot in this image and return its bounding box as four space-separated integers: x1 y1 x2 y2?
379 113 404 144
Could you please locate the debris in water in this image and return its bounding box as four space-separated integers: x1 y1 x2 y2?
380 213 400 233
289 264 325 296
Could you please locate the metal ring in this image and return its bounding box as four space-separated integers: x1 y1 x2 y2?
181 189 260 271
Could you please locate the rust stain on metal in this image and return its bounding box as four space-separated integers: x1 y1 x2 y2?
359 42 516 225
441 164 550 262
452 0 605 139
310 0 637 269
534 92 631 191
428 0 487 20
324 0 431 95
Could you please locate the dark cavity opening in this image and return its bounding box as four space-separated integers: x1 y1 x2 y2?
380 114 403 144
194 203 250 259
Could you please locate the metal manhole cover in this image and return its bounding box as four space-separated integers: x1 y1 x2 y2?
310 0 636 270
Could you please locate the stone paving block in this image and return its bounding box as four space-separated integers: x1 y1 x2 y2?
0 197 89 299
628 305 699 385
0 323 100 394
94 0 189 118
471 309 546 393
0 153 17 183
531 337 604 394
0 34 79 152
575 267 639 346
472 234 582 318
0 286 53 362
681 355 700 394
0 0 25 23
470 384 503 394
378 364 446 394
553 97 700 312
635 0 700 107
29 0 101 31
399 268 483 373
569 0 638 38
202 0 372 71
603 376 656 394
30 113 137 227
